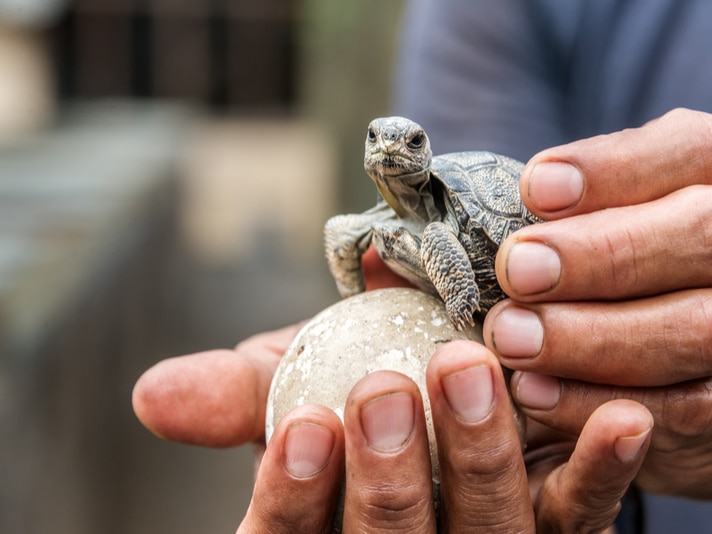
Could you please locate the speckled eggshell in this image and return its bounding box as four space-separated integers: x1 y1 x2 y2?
266 287 488 485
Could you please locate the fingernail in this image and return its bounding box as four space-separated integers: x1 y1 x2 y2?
284 422 335 478
505 242 561 295
361 392 414 453
514 372 560 410
614 429 651 463
441 365 494 423
528 162 584 212
490 307 544 358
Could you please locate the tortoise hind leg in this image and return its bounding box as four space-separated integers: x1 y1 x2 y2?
421 222 479 330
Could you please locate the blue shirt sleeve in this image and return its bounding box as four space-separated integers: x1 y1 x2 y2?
394 0 712 160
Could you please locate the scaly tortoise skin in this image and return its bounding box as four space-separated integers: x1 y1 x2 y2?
324 116 542 329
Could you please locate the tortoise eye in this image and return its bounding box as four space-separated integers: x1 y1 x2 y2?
367 128 377 142
407 133 425 149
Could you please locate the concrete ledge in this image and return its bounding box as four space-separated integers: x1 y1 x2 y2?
0 100 189 359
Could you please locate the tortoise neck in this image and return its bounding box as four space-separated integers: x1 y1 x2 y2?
374 169 440 221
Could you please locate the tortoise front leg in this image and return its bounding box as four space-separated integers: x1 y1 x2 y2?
421 222 479 329
324 203 394 297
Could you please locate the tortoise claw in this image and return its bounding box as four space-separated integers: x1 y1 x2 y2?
445 292 478 331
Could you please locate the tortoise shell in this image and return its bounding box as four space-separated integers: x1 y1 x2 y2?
430 150 538 246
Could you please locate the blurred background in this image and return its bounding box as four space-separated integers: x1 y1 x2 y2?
0 0 405 531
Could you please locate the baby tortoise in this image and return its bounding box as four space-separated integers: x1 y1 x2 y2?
324 116 542 329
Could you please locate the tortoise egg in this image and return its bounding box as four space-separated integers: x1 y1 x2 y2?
265 287 485 485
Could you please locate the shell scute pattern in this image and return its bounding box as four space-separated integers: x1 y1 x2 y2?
432 151 532 242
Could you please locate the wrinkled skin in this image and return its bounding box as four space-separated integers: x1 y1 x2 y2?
133 108 712 532
484 107 712 500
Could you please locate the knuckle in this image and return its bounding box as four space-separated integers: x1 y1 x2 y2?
673 182 712 210
538 508 619 534
536 472 621 534
681 185 712 250
445 437 524 488
649 185 712 285
650 380 712 444
652 108 712 186
668 108 712 183
661 106 695 123
354 482 432 529
656 107 708 134
683 291 712 372
247 487 332 534
601 225 642 294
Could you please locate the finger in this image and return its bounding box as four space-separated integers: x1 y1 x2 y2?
132 323 302 447
520 108 712 219
512 373 712 500
238 404 345 534
484 294 712 386
535 400 652 534
426 341 534 532
495 185 712 301
511 371 712 443
341 370 437 533
513 368 712 501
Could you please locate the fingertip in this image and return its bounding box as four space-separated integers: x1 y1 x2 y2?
427 340 526 448
588 399 654 462
483 300 546 360
487 305 545 360
347 369 422 405
495 239 562 298
427 341 515 422
132 350 262 447
428 339 497 377
345 370 423 454
520 159 585 217
614 428 652 464
131 358 181 441
275 404 344 478
569 399 653 473
512 372 561 411
590 399 653 432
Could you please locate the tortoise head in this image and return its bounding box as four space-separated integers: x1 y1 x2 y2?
364 116 433 217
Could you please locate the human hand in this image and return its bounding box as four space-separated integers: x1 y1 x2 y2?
132 302 652 532
238 340 652 533
483 107 712 498
131 176 653 531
